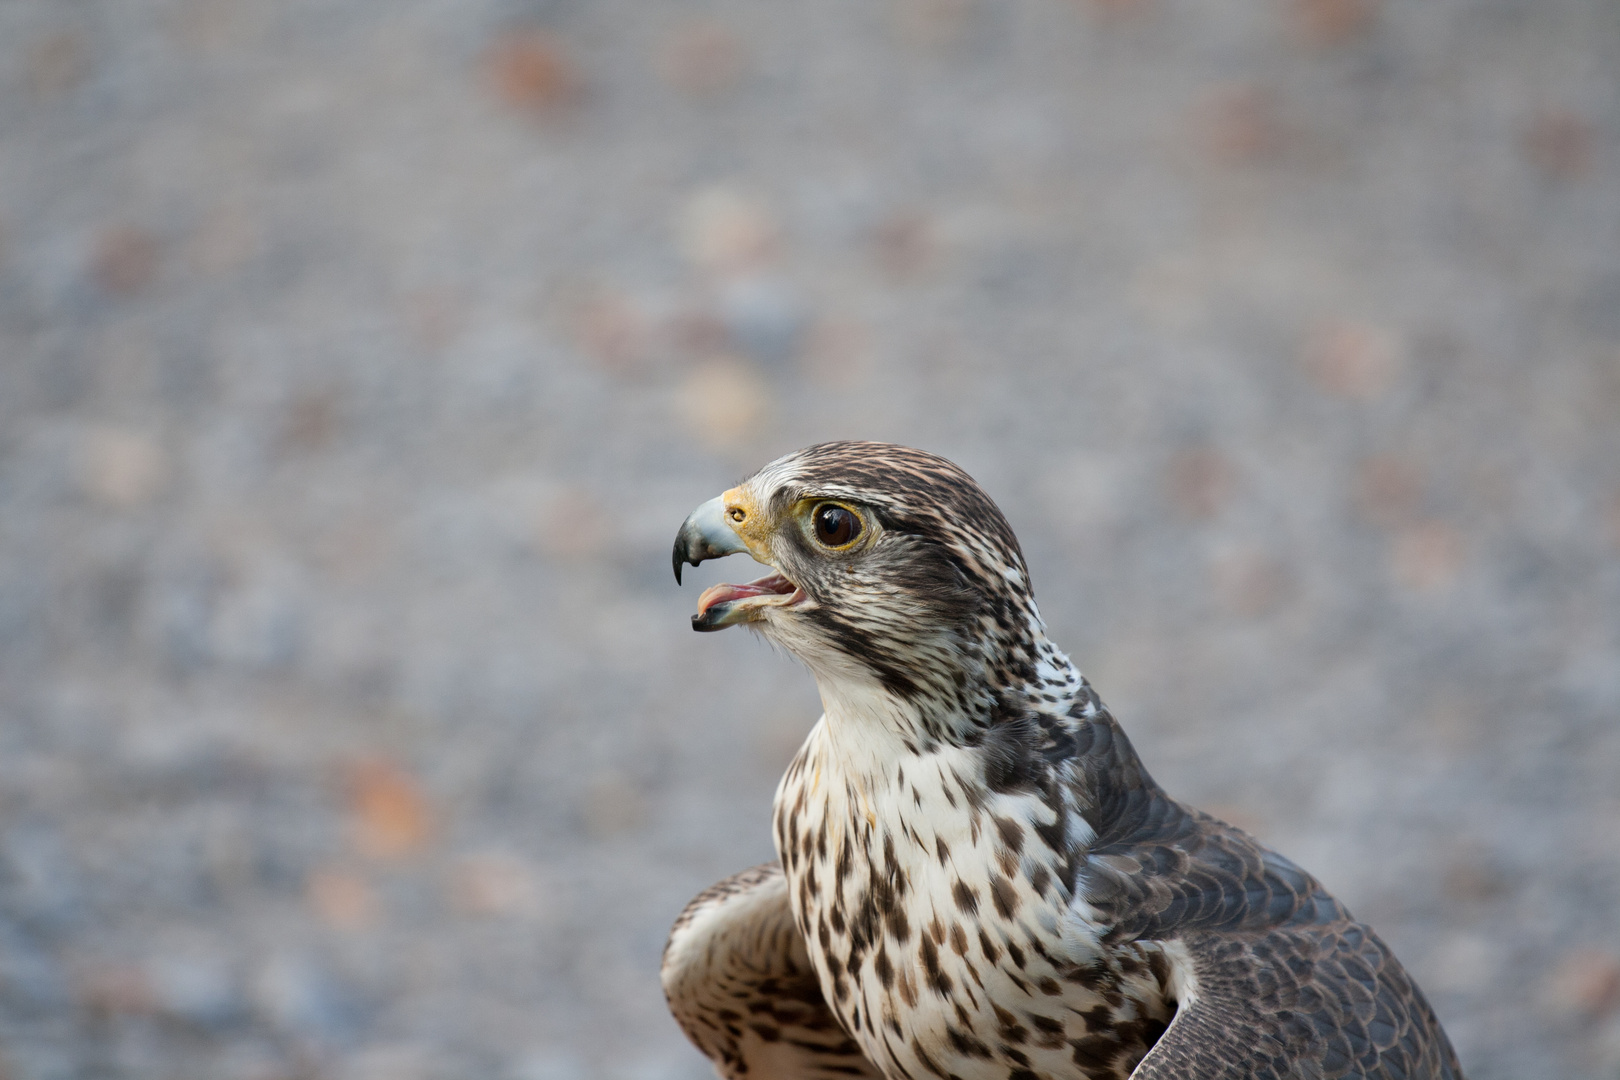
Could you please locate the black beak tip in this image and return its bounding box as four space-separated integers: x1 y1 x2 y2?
672 541 685 585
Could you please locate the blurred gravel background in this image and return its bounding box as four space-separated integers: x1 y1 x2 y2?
1 0 1618 1077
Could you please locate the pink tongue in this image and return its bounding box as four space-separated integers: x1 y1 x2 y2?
697 579 786 616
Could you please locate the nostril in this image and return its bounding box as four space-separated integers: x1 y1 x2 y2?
728 507 746 523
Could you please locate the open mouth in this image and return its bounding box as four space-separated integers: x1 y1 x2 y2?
692 572 805 632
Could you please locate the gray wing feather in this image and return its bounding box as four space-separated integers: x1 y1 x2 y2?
1058 710 1465 1079
1130 922 1464 1079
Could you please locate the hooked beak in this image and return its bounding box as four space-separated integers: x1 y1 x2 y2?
671 496 747 585
672 495 804 632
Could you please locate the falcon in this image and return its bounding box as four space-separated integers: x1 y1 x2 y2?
662 442 1464 1080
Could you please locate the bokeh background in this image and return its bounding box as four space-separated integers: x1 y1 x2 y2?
2 0 1619 1077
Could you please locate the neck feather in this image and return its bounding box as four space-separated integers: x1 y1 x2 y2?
805 614 1085 753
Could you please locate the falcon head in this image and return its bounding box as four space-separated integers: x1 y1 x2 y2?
673 442 1078 729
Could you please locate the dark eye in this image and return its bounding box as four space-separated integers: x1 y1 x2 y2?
813 504 861 548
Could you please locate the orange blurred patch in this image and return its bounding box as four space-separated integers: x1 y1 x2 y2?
448 854 543 917
1523 109 1594 181
79 965 157 1017
1544 949 1620 1022
28 30 88 96
307 865 379 930
1303 319 1400 400
1197 85 1284 165
486 29 581 114
1210 549 1293 617
1354 455 1424 528
1290 0 1378 47
1392 520 1463 592
346 758 433 860
871 211 936 279
677 186 779 274
660 21 746 97
91 226 159 296
1166 447 1234 520
280 388 343 455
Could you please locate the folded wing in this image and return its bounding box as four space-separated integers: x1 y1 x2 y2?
1132 919 1464 1080
663 863 883 1080
1062 714 1465 1080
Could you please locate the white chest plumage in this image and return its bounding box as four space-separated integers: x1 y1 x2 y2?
773 707 1174 1080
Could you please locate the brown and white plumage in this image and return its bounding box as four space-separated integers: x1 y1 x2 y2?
664 863 883 1080
663 442 1464 1080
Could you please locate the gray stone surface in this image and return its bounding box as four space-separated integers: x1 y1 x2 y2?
2 0 1618 1077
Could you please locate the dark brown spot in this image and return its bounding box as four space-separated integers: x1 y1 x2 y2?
991 875 1020 919
1030 1013 1066 1049
1071 1033 1124 1071
1034 813 1066 853
946 1026 992 1059
992 1003 1028 1044
918 935 952 996
912 1041 948 1079
1005 939 1027 970
953 880 979 915
874 947 895 989
994 815 1025 855
886 903 911 945
898 968 919 1008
